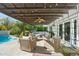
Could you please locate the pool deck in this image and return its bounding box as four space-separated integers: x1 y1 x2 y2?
0 36 63 56
0 37 32 56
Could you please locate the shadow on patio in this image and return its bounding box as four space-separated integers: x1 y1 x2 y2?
32 46 51 56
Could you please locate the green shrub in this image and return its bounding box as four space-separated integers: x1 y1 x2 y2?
10 25 21 35
34 25 47 31
0 25 7 30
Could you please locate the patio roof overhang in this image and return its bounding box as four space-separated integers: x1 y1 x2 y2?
0 3 78 25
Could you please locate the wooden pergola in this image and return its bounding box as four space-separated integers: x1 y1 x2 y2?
0 3 78 25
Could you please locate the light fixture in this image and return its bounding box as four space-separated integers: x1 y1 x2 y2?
34 17 46 23
55 3 58 6
32 10 34 13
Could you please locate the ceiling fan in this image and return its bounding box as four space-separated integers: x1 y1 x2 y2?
34 17 46 23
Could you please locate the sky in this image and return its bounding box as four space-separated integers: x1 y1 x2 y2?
0 12 20 23
0 13 8 18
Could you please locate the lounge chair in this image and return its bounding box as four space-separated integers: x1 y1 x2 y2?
19 36 36 52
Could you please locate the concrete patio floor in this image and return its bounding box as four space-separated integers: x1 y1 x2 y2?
0 38 63 56
0 39 32 56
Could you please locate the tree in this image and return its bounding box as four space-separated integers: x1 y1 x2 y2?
10 25 21 35
0 25 7 30
1 18 11 30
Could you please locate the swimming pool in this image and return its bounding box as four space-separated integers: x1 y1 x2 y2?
0 35 16 44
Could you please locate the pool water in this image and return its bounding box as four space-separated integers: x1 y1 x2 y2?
0 35 16 44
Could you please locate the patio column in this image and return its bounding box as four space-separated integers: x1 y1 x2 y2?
54 19 59 37
57 20 59 37
62 22 65 41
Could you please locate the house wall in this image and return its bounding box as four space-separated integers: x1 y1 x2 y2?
47 4 79 48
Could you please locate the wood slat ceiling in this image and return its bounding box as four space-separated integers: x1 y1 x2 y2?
0 3 78 25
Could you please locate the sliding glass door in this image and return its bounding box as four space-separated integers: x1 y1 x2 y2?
64 22 70 42
74 20 77 45
59 24 63 39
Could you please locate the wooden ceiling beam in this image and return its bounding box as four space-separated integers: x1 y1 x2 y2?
2 11 68 14
15 17 59 21
0 4 8 8
13 16 59 18
0 9 69 12
0 3 77 9
10 13 63 16
0 7 76 10
11 14 63 17
0 10 69 15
